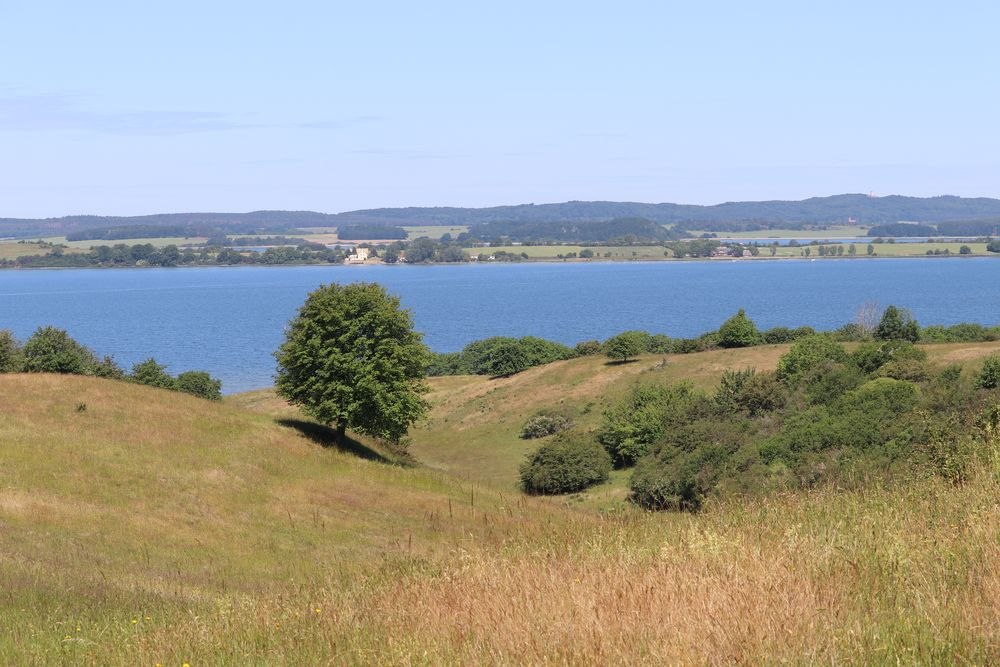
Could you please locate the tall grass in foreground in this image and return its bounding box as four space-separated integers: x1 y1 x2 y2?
3 466 997 664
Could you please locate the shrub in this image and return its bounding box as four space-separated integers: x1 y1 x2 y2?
761 326 814 344
520 412 573 439
851 340 927 374
597 383 704 466
715 368 786 416
573 340 603 356
483 340 532 377
425 352 469 376
874 305 920 342
716 309 761 348
176 371 223 400
802 361 866 405
130 358 177 389
978 355 1000 389
21 326 99 374
461 336 574 376
519 435 611 494
921 323 997 343
647 334 673 354
875 358 931 383
605 331 650 363
671 338 706 354
93 355 126 380
776 335 849 383
0 330 23 373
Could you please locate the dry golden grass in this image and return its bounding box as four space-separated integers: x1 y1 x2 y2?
3 361 1000 663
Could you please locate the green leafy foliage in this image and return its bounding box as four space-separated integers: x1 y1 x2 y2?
275 282 430 443
715 368 786 416
130 359 177 390
716 309 761 348
597 383 704 467
977 355 1000 389
519 435 611 494
776 335 850 383
874 306 920 342
851 340 927 374
0 330 23 373
21 326 100 374
604 331 650 363
176 371 223 400
483 340 532 378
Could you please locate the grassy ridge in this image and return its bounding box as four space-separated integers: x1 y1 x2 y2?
2 345 1000 662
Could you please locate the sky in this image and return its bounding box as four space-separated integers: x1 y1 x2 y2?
2 0 999 217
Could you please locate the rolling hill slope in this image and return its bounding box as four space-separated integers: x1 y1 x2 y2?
1 346 999 663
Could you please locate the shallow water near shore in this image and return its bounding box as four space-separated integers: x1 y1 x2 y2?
2 258 999 393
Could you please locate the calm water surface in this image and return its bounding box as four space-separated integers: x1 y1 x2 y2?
2 259 999 393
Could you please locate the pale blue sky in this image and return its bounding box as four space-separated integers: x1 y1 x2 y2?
2 1 998 217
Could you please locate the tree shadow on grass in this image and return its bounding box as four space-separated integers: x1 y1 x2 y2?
276 418 391 464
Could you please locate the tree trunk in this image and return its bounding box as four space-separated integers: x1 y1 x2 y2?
334 422 347 444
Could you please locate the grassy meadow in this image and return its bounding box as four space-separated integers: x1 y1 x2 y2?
0 241 69 260
682 225 870 239
1 342 999 662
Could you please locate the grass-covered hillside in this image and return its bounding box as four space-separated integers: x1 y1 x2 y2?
2 342 1000 663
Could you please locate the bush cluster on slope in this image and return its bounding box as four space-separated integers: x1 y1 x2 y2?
593 332 1000 511
0 327 222 400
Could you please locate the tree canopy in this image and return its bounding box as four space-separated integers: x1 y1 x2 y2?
275 282 430 442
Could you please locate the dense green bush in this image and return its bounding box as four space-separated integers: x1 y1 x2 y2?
851 340 927 374
761 326 816 344
573 340 603 356
776 335 849 383
176 371 223 400
978 355 1000 389
874 305 920 342
425 351 469 376
597 383 705 466
605 331 651 363
647 333 673 354
483 340 532 377
430 336 575 377
520 412 573 439
920 323 1000 343
714 368 786 416
92 356 126 380
0 330 23 373
21 326 100 374
717 309 762 348
519 435 611 494
130 358 177 389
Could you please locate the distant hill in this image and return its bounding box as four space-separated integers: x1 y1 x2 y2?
6 194 1000 239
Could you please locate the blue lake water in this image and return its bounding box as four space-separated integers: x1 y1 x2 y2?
2 259 999 393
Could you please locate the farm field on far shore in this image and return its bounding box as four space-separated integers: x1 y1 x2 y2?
682 225 870 238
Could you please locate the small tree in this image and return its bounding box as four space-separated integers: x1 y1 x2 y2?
0 330 23 373
177 371 223 400
275 282 429 443
483 340 531 377
716 309 761 348
605 331 649 363
874 305 920 342
21 326 98 374
130 358 177 389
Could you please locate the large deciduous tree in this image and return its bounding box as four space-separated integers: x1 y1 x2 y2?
275 282 429 443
